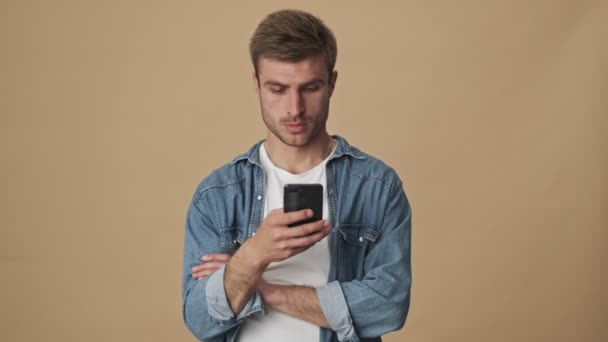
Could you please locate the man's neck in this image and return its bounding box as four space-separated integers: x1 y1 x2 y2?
264 133 334 174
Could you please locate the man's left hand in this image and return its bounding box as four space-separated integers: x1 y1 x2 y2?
191 253 231 280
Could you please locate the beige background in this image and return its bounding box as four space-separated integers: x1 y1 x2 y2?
1 0 607 341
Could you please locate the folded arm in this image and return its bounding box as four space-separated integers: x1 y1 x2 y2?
258 280 331 328
259 184 412 341
182 199 265 342
183 199 332 341
186 184 411 341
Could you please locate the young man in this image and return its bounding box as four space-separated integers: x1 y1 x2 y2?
182 9 412 342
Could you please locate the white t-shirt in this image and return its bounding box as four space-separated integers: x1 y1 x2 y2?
237 141 335 342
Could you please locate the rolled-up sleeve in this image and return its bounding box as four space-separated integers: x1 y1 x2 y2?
182 194 264 341
316 181 412 341
206 265 265 324
316 280 357 341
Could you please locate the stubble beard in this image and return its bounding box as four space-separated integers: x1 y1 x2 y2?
260 101 329 148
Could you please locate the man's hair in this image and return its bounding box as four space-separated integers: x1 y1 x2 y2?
249 9 337 77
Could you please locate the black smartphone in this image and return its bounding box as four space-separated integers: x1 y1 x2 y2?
283 183 323 227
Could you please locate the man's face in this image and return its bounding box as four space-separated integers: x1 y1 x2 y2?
254 54 338 147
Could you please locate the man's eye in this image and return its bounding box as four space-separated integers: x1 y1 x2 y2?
303 86 320 92
270 88 285 94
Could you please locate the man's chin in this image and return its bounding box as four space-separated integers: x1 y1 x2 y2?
279 133 312 147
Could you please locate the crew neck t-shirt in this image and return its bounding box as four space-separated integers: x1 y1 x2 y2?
236 141 335 342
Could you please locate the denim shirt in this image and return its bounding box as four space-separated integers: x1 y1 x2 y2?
182 135 412 342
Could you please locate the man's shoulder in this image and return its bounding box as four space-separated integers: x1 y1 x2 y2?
191 140 262 201
194 162 245 193
337 138 402 189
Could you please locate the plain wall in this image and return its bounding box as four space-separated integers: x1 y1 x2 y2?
1 1 607 341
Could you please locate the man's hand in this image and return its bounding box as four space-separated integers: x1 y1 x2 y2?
191 207 330 281
246 208 332 267
223 208 331 316
191 253 232 280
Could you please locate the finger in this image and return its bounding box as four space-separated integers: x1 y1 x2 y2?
284 219 330 238
192 261 227 273
193 269 217 279
286 246 308 258
194 268 217 276
284 226 331 249
278 209 313 226
193 265 224 278
202 253 232 262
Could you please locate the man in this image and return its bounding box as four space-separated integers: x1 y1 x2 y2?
182 9 412 342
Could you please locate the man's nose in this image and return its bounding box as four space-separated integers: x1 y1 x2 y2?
287 90 304 116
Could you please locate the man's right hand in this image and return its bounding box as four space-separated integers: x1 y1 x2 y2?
245 208 332 267
223 208 331 316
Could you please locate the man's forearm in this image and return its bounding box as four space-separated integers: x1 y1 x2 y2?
259 282 330 328
222 209 331 317
224 244 266 315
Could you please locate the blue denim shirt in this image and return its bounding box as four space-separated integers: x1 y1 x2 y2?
182 135 412 342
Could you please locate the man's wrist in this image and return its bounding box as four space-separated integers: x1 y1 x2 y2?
258 281 286 310
238 238 269 271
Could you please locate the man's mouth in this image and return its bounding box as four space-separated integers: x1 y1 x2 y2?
284 122 307 134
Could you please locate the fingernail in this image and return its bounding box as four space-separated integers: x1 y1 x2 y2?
202 255 208 261
307 210 313 217
323 220 330 227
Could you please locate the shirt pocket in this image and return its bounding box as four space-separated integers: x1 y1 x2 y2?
337 223 380 246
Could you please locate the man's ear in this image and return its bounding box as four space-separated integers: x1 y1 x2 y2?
252 72 260 98
329 70 338 97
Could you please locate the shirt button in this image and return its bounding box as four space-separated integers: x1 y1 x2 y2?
252 232 256 236
257 195 262 200
359 237 364 242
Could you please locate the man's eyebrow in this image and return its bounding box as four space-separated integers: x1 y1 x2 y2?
263 80 288 87
299 79 324 88
262 78 325 88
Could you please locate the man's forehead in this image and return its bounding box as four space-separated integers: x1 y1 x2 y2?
257 55 327 83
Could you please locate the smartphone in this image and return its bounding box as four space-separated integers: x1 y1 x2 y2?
283 183 323 227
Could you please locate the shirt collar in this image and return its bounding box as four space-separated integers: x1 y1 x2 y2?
229 134 366 165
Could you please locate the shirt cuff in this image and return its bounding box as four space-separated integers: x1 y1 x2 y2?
205 265 265 326
316 281 357 341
